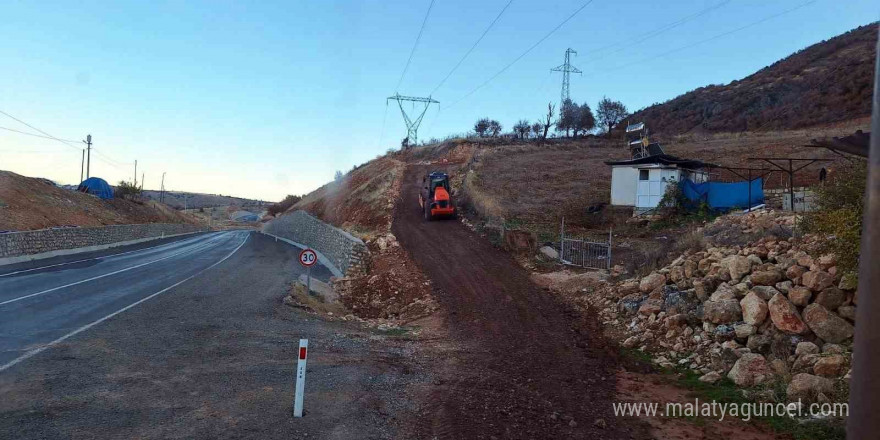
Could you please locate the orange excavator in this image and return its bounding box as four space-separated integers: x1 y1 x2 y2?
419 171 457 221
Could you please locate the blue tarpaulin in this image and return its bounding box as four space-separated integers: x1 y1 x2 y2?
77 177 114 199
680 178 763 209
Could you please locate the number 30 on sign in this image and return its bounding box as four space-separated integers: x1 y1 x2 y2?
299 249 317 267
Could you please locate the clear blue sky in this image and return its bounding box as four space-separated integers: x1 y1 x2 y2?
1 0 877 201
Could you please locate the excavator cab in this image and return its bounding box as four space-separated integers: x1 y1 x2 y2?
419 172 456 221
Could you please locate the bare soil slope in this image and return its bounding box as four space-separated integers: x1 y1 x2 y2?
0 170 201 231
393 165 650 439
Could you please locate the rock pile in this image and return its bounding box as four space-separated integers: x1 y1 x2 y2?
589 210 855 403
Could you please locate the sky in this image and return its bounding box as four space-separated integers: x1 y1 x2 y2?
1 0 877 202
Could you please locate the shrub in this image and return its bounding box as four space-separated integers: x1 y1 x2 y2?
114 181 142 200
802 161 866 276
267 194 302 217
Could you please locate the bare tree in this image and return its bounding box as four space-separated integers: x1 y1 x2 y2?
596 97 628 133
488 120 502 137
541 102 555 140
474 118 490 137
513 120 530 139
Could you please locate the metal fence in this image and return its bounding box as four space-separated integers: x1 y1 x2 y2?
559 218 612 270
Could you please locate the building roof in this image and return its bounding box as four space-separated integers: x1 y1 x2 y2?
605 153 718 169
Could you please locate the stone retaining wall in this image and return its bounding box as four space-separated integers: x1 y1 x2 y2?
0 223 208 258
261 210 370 277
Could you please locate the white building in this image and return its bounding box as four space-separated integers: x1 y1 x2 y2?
606 154 714 210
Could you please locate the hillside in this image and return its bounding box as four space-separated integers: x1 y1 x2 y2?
0 170 202 231
629 23 877 134
140 190 266 210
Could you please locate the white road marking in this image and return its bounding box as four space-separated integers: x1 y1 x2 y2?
0 232 213 278
0 232 229 306
0 232 249 373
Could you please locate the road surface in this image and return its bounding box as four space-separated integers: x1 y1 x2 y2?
0 231 420 439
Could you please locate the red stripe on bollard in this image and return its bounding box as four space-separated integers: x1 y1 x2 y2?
299 347 307 360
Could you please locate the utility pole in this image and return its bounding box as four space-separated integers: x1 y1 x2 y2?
133 160 137 187
141 172 144 191
80 149 85 184
160 172 166 203
387 93 439 148
551 48 582 107
82 134 92 179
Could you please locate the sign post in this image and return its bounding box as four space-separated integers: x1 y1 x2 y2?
293 338 308 417
298 248 317 295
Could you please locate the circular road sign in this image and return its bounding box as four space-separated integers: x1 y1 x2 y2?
299 249 318 267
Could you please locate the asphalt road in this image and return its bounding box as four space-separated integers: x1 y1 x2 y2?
0 231 420 439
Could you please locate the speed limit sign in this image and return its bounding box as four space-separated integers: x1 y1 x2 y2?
299 249 317 267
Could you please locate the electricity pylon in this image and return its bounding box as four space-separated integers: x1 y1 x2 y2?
387 93 438 148
551 48 581 107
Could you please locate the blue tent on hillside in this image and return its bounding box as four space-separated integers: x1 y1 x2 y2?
77 177 114 199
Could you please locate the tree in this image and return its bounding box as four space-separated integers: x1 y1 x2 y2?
267 194 302 217
513 120 530 139
474 118 491 137
541 102 555 140
114 180 142 200
574 102 596 137
556 99 576 137
334 170 344 182
488 119 502 137
596 97 628 133
531 122 543 139
401 136 410 149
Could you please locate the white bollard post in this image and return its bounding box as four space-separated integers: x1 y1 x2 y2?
293 338 309 417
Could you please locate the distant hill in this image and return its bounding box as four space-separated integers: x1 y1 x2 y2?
628 23 877 134
141 190 266 210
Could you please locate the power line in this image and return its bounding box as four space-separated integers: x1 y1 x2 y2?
0 110 82 151
395 0 436 92
584 0 731 61
592 0 817 75
430 0 514 96
0 125 81 144
445 0 596 110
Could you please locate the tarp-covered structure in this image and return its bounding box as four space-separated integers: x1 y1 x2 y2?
77 177 114 199
680 178 764 210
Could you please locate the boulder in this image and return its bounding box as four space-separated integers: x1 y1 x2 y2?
839 272 858 290
638 298 663 315
813 355 846 377
669 266 685 283
751 270 783 286
822 344 845 354
727 353 773 386
817 254 836 270
788 286 812 307
698 371 722 383
740 292 769 325
787 373 834 403
618 280 640 295
837 305 856 322
768 294 809 335
693 278 715 301
814 287 846 311
750 286 779 301
683 260 698 279
795 341 820 356
792 354 820 374
802 270 835 292
747 334 772 354
710 283 737 301
725 255 752 281
539 246 559 260
775 280 793 293
639 273 666 293
735 323 756 339
704 299 743 324
803 304 854 343
786 265 807 281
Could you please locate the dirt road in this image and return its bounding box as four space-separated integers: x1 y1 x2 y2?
393 166 650 439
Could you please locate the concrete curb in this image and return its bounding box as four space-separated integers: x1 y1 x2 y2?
0 231 205 267
259 231 344 278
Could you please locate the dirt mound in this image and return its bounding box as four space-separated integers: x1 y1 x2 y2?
0 170 202 231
